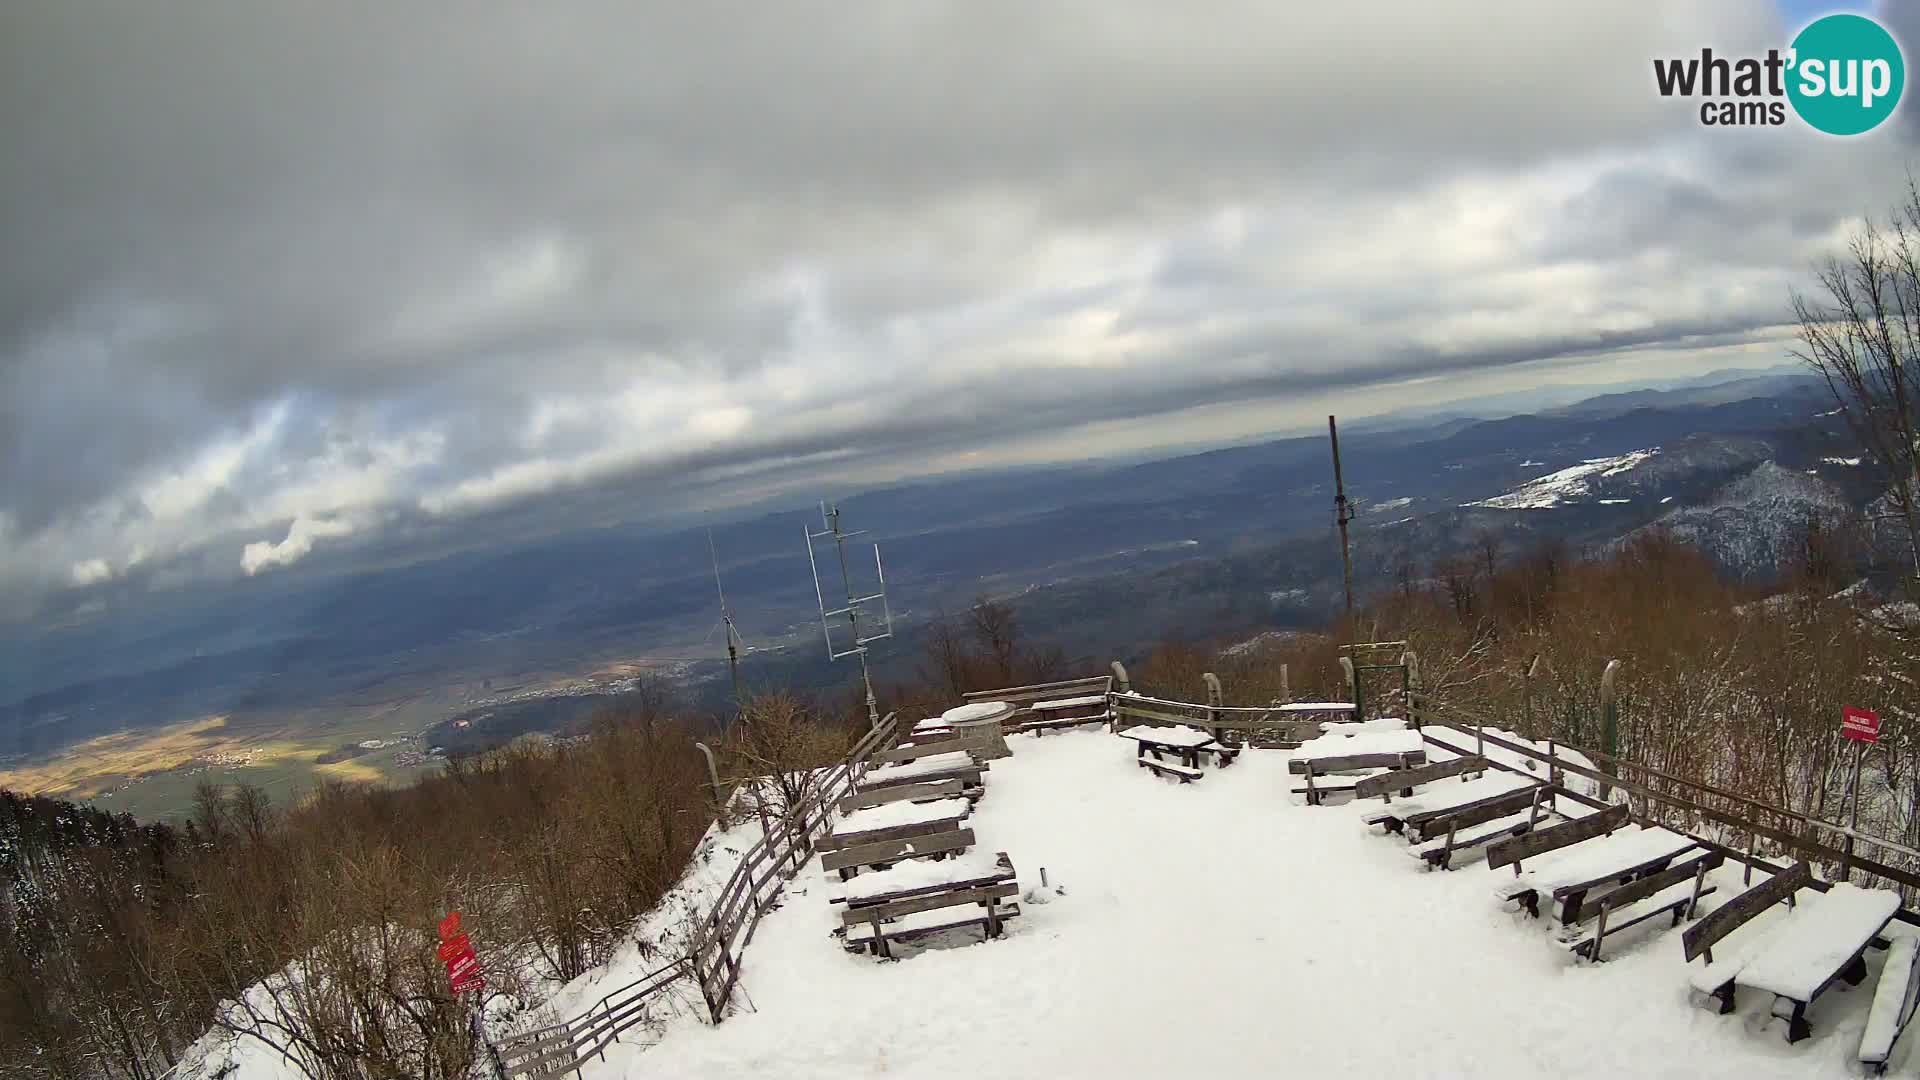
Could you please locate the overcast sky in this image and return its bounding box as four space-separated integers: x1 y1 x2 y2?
2 1 1915 617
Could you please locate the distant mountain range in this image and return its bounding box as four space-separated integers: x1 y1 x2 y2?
0 365 1885 777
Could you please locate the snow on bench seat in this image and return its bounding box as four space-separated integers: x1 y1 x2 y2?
1861 936 1919 1071
1738 884 1901 1001
1031 694 1107 710
1499 826 1696 902
1406 809 1537 863
1297 728 1424 761
838 850 1011 904
832 797 970 839
1367 771 1533 823
1117 724 1215 748
861 752 977 787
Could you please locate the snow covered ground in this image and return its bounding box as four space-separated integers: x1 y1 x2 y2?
1469 449 1660 509
601 726 1913 1079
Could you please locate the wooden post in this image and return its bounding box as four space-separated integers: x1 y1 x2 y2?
1598 659 1621 801
694 741 723 811
1110 660 1131 694
1203 672 1224 744
1546 739 1559 790
1402 650 1422 730
1279 662 1291 703
1339 656 1358 718
1590 904 1611 963
1744 830 1755 886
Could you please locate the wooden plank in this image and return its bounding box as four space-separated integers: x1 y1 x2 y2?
842 881 1020 927
846 902 1023 945
1486 803 1630 872
1141 758 1203 782
1355 755 1487 799
838 778 963 813
1288 752 1425 775
820 828 975 873
1683 861 1813 963
1570 850 1724 924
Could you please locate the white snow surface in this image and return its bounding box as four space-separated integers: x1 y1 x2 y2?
836 850 1011 902
1470 449 1660 509
1505 826 1697 895
581 729 1906 1078
1115 723 1214 748
1273 700 1357 712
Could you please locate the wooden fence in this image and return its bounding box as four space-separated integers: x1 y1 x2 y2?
961 675 1112 733
495 712 901 1077
1108 690 1351 749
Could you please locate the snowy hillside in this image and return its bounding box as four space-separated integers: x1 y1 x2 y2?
579 727 1905 1079
1637 462 1849 579
1469 449 1662 509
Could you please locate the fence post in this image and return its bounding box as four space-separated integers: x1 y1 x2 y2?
1339 656 1358 718
1401 650 1422 731
1598 660 1621 802
1278 662 1290 703
1203 672 1224 743
1110 660 1131 694
694 742 723 810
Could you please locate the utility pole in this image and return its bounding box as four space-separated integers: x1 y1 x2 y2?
1329 415 1355 619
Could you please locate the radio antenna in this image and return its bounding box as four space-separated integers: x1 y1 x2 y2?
805 501 894 728
1329 415 1355 619
709 529 743 705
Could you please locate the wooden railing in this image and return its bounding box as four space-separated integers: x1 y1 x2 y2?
496 713 901 1077
1108 690 1352 749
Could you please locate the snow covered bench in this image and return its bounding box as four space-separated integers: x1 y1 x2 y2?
830 850 1015 907
1559 850 1721 962
820 827 976 881
838 778 966 815
1861 936 1920 1073
842 875 1022 958
1684 863 1899 1043
1363 771 1537 839
820 798 970 854
859 750 986 795
1486 802 1629 876
1119 724 1236 769
1405 806 1543 871
1019 694 1111 735
1495 824 1698 924
1354 754 1488 802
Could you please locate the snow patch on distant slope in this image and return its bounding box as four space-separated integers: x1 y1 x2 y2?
1468 449 1660 509
1634 462 1848 578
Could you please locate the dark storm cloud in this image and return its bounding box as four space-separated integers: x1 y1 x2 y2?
0 1 1910 605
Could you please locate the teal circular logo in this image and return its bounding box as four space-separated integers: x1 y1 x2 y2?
1787 14 1904 135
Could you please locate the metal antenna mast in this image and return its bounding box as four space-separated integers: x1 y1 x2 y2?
708 529 743 704
1329 415 1355 619
805 501 894 728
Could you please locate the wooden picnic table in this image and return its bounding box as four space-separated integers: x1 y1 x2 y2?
822 797 971 852
1117 724 1234 769
1718 883 1900 1043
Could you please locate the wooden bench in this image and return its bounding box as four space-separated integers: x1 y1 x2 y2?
858 752 987 796
1118 724 1219 770
820 827 975 880
871 740 979 767
1685 864 1898 1043
1362 772 1537 837
1407 807 1541 871
1296 752 1423 806
837 778 964 815
842 882 1021 958
830 851 1015 907
818 798 970 855
1486 803 1630 876
1354 755 1487 802
1497 824 1698 924
1560 850 1722 962
1861 936 1920 1073
1140 757 1204 783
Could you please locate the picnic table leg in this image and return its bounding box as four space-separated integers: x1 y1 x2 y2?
1784 1000 1810 1044
1713 982 1736 1015
1556 889 1588 926
1842 952 1870 986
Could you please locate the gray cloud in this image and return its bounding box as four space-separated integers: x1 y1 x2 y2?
0 1 1913 609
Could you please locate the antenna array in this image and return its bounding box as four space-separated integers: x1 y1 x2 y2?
804 501 894 727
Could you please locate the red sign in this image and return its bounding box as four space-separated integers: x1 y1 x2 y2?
1843 706 1881 744
438 910 484 994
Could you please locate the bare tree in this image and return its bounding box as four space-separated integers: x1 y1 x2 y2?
1793 178 1920 581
